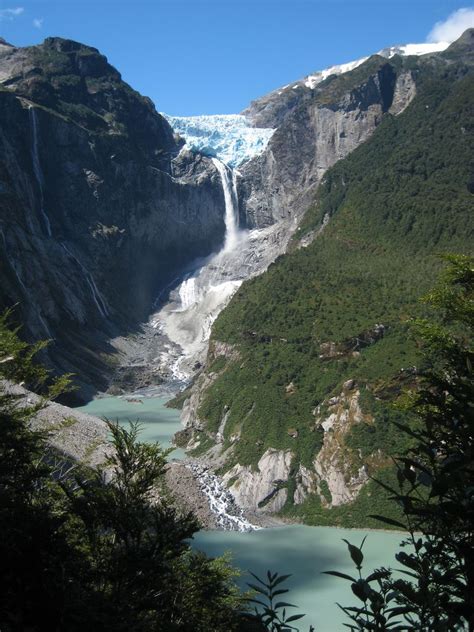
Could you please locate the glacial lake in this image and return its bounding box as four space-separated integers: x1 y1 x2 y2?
78 395 404 631
77 395 186 460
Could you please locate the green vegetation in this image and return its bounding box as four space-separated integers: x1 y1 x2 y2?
0 312 250 631
328 255 474 630
197 59 474 524
283 468 406 529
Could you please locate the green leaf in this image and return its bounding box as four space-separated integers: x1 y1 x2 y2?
368 515 406 529
272 573 292 587
322 570 357 582
274 601 297 609
343 539 365 569
247 583 268 596
285 613 306 623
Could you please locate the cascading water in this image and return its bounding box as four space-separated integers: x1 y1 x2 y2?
60 243 109 318
211 158 240 252
29 106 52 237
113 118 284 530
150 156 247 380
187 461 259 532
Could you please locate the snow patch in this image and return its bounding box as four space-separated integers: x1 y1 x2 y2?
300 40 449 91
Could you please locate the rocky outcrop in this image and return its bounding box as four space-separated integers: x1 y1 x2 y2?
239 61 417 229
0 38 226 400
310 387 370 507
3 381 109 467
223 448 293 513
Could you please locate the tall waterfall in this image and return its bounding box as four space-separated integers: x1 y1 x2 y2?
29 106 52 237
211 158 240 252
60 243 109 319
150 158 247 381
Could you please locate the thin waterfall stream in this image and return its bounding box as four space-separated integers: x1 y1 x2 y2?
29 106 52 237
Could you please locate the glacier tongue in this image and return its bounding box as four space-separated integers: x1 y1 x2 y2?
163 113 274 167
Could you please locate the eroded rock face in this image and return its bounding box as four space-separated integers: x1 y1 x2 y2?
0 38 225 398
239 63 416 229
313 390 370 506
223 448 293 512
293 387 373 508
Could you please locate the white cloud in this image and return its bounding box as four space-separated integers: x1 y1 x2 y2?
428 7 474 43
0 7 24 21
33 17 44 28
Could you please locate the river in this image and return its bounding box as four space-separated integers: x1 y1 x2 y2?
78 395 404 632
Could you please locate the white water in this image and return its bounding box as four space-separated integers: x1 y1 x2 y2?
60 243 109 318
187 461 258 532
37 310 53 339
211 158 240 252
29 106 52 237
150 157 249 380
178 276 197 311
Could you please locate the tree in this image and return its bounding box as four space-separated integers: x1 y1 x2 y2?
0 311 247 631
327 255 474 631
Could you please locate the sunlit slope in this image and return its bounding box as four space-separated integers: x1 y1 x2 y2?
195 65 474 525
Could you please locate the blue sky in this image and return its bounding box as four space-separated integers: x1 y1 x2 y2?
1 0 474 115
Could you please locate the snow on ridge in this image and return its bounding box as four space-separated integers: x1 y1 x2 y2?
293 40 450 92
379 41 450 58
163 113 275 168
304 57 369 89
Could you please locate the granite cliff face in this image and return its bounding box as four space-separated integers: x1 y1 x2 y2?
238 60 416 228
0 37 226 398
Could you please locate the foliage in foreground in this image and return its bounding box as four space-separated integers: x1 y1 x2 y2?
247 571 310 632
0 312 246 631
326 255 474 631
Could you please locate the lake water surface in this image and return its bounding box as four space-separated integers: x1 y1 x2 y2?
77 395 186 459
77 395 403 631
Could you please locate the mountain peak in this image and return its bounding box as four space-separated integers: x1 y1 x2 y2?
443 28 474 57
42 37 100 55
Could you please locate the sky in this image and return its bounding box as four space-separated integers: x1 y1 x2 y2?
1 0 474 115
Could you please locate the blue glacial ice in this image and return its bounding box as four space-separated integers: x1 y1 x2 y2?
162 113 274 168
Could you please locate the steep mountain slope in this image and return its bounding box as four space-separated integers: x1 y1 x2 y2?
143 42 440 383
180 31 474 526
0 37 226 398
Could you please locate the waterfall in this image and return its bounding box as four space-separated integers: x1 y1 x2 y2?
178 276 197 311
211 158 239 252
28 106 52 237
149 159 249 383
60 244 109 318
37 311 54 339
187 461 259 532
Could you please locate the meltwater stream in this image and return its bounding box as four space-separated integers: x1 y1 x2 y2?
29 106 52 237
150 156 246 380
211 158 240 252
77 395 405 631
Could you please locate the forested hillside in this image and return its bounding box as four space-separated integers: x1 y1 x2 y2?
188 35 474 525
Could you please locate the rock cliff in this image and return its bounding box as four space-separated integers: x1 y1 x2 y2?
0 37 226 399
239 60 417 228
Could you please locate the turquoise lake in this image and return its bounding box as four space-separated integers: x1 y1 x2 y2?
78 395 404 631
77 395 186 460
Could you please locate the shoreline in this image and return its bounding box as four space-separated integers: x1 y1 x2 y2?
77 392 409 536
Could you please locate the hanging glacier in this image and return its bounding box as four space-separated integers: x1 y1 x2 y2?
162 113 274 167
